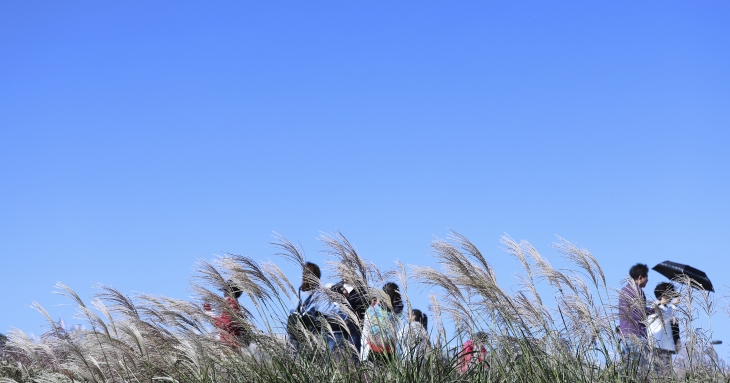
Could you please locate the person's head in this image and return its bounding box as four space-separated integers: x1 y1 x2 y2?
654 282 677 301
330 281 352 299
383 282 404 314
224 280 243 300
301 262 321 291
411 309 428 331
473 331 489 347
629 263 649 288
343 284 354 299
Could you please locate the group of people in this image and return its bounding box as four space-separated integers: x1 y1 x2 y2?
202 261 432 364
286 262 432 364
201 260 690 373
619 263 681 373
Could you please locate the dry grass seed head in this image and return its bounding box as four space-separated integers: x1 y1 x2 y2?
502 234 533 281
554 236 603 288
271 233 306 269
318 231 370 283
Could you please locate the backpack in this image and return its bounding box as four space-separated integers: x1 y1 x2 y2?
365 304 396 353
286 290 322 337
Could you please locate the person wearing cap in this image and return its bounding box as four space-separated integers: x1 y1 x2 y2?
343 282 368 353
329 281 363 355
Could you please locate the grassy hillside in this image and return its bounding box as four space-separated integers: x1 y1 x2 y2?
1 232 726 382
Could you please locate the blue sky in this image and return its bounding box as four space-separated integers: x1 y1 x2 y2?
1 1 729 352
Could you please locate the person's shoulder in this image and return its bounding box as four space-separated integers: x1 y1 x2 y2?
620 282 638 295
226 296 240 308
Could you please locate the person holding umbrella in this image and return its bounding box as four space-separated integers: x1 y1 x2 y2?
618 263 655 369
649 260 717 373
647 282 681 374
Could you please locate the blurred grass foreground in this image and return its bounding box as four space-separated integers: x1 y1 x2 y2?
1 231 727 382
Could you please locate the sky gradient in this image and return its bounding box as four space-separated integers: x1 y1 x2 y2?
1 1 729 353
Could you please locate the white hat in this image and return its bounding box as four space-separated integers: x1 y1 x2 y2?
343 284 355 294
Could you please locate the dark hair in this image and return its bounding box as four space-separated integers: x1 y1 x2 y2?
225 280 243 299
629 263 649 280
383 282 404 314
654 282 676 299
411 309 428 331
301 262 322 291
305 262 321 279
331 281 344 293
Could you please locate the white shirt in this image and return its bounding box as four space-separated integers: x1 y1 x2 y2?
647 301 677 352
397 321 431 360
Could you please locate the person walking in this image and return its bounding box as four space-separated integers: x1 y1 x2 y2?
647 282 680 374
329 281 366 353
360 282 403 364
458 332 489 373
398 309 431 362
203 280 252 350
618 263 655 370
287 262 350 359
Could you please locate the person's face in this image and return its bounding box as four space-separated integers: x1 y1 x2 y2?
636 275 648 288
409 311 416 322
302 266 317 290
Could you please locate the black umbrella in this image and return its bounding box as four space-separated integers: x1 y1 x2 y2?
652 261 714 292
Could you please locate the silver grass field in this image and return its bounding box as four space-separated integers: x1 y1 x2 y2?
1 231 726 382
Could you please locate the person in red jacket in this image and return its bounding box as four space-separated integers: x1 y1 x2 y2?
203 280 250 348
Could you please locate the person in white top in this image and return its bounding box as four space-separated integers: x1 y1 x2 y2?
647 282 680 374
398 309 431 362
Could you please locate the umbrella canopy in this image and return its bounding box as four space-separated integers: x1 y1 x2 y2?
652 261 714 292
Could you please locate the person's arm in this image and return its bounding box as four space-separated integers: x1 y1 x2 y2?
310 291 348 328
359 310 372 361
327 296 349 322
644 292 656 315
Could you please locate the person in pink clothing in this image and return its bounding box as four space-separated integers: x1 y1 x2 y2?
458 332 489 373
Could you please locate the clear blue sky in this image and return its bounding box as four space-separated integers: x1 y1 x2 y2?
1 1 729 353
